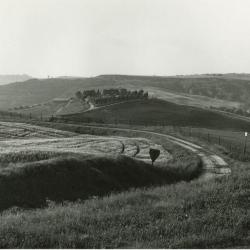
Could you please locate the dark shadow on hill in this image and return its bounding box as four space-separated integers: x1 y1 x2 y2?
0 155 202 211
59 99 250 131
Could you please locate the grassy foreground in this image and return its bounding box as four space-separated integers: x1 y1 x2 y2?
0 121 248 248
0 159 248 248
0 153 201 212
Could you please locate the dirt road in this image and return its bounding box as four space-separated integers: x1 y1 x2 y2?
69 124 231 180
6 120 230 180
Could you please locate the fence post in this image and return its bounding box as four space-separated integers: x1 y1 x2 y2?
243 136 247 155
218 136 221 145
207 133 210 142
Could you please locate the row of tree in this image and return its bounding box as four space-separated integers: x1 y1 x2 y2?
75 88 148 105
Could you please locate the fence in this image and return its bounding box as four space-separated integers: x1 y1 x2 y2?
43 115 250 161
165 126 250 161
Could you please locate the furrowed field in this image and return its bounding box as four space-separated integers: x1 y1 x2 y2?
56 97 250 162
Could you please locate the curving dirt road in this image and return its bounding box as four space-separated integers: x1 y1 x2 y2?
70 124 231 180
73 99 142 114
3 120 230 180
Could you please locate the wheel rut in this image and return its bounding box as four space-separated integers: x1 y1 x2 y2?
69 124 231 180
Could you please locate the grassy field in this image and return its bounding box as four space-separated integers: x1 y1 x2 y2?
0 120 248 248
15 98 90 118
27 120 202 173
170 126 250 161
0 158 248 248
0 154 201 212
60 99 250 130
0 121 172 166
137 125 250 161
0 75 250 248
0 121 201 212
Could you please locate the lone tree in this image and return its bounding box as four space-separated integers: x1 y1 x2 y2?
149 148 160 165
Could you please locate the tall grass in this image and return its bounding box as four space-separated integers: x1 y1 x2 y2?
0 151 67 167
0 154 201 212
0 160 248 248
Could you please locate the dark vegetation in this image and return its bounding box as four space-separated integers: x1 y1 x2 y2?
0 160 248 248
60 99 250 130
0 154 201 211
149 148 160 165
0 151 68 167
75 88 148 106
0 110 28 121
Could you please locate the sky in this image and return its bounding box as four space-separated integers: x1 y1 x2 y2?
0 0 250 78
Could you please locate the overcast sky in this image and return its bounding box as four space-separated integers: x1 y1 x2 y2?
0 0 250 78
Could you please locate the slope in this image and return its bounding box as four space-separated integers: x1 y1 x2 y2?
61 99 250 130
2 74 250 110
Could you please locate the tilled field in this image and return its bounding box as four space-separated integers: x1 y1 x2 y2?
0 121 76 139
0 122 172 166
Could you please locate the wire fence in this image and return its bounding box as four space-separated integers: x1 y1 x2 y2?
163 126 250 161
10 113 250 161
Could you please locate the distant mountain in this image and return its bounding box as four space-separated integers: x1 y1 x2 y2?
1 74 250 111
0 74 32 85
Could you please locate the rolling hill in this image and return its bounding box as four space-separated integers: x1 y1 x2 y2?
60 99 250 131
14 97 90 117
1 74 250 112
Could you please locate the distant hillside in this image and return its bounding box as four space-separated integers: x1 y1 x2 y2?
1 74 250 111
97 75 250 104
0 74 31 85
171 73 250 80
60 99 250 131
14 97 89 118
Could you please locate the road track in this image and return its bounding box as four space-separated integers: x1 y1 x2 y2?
66 124 231 180
1 120 230 180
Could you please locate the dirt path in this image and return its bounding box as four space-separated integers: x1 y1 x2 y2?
67 124 231 180
0 121 172 167
67 99 141 115
4 120 230 180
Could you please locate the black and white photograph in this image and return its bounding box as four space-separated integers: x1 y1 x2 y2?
0 0 249 248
